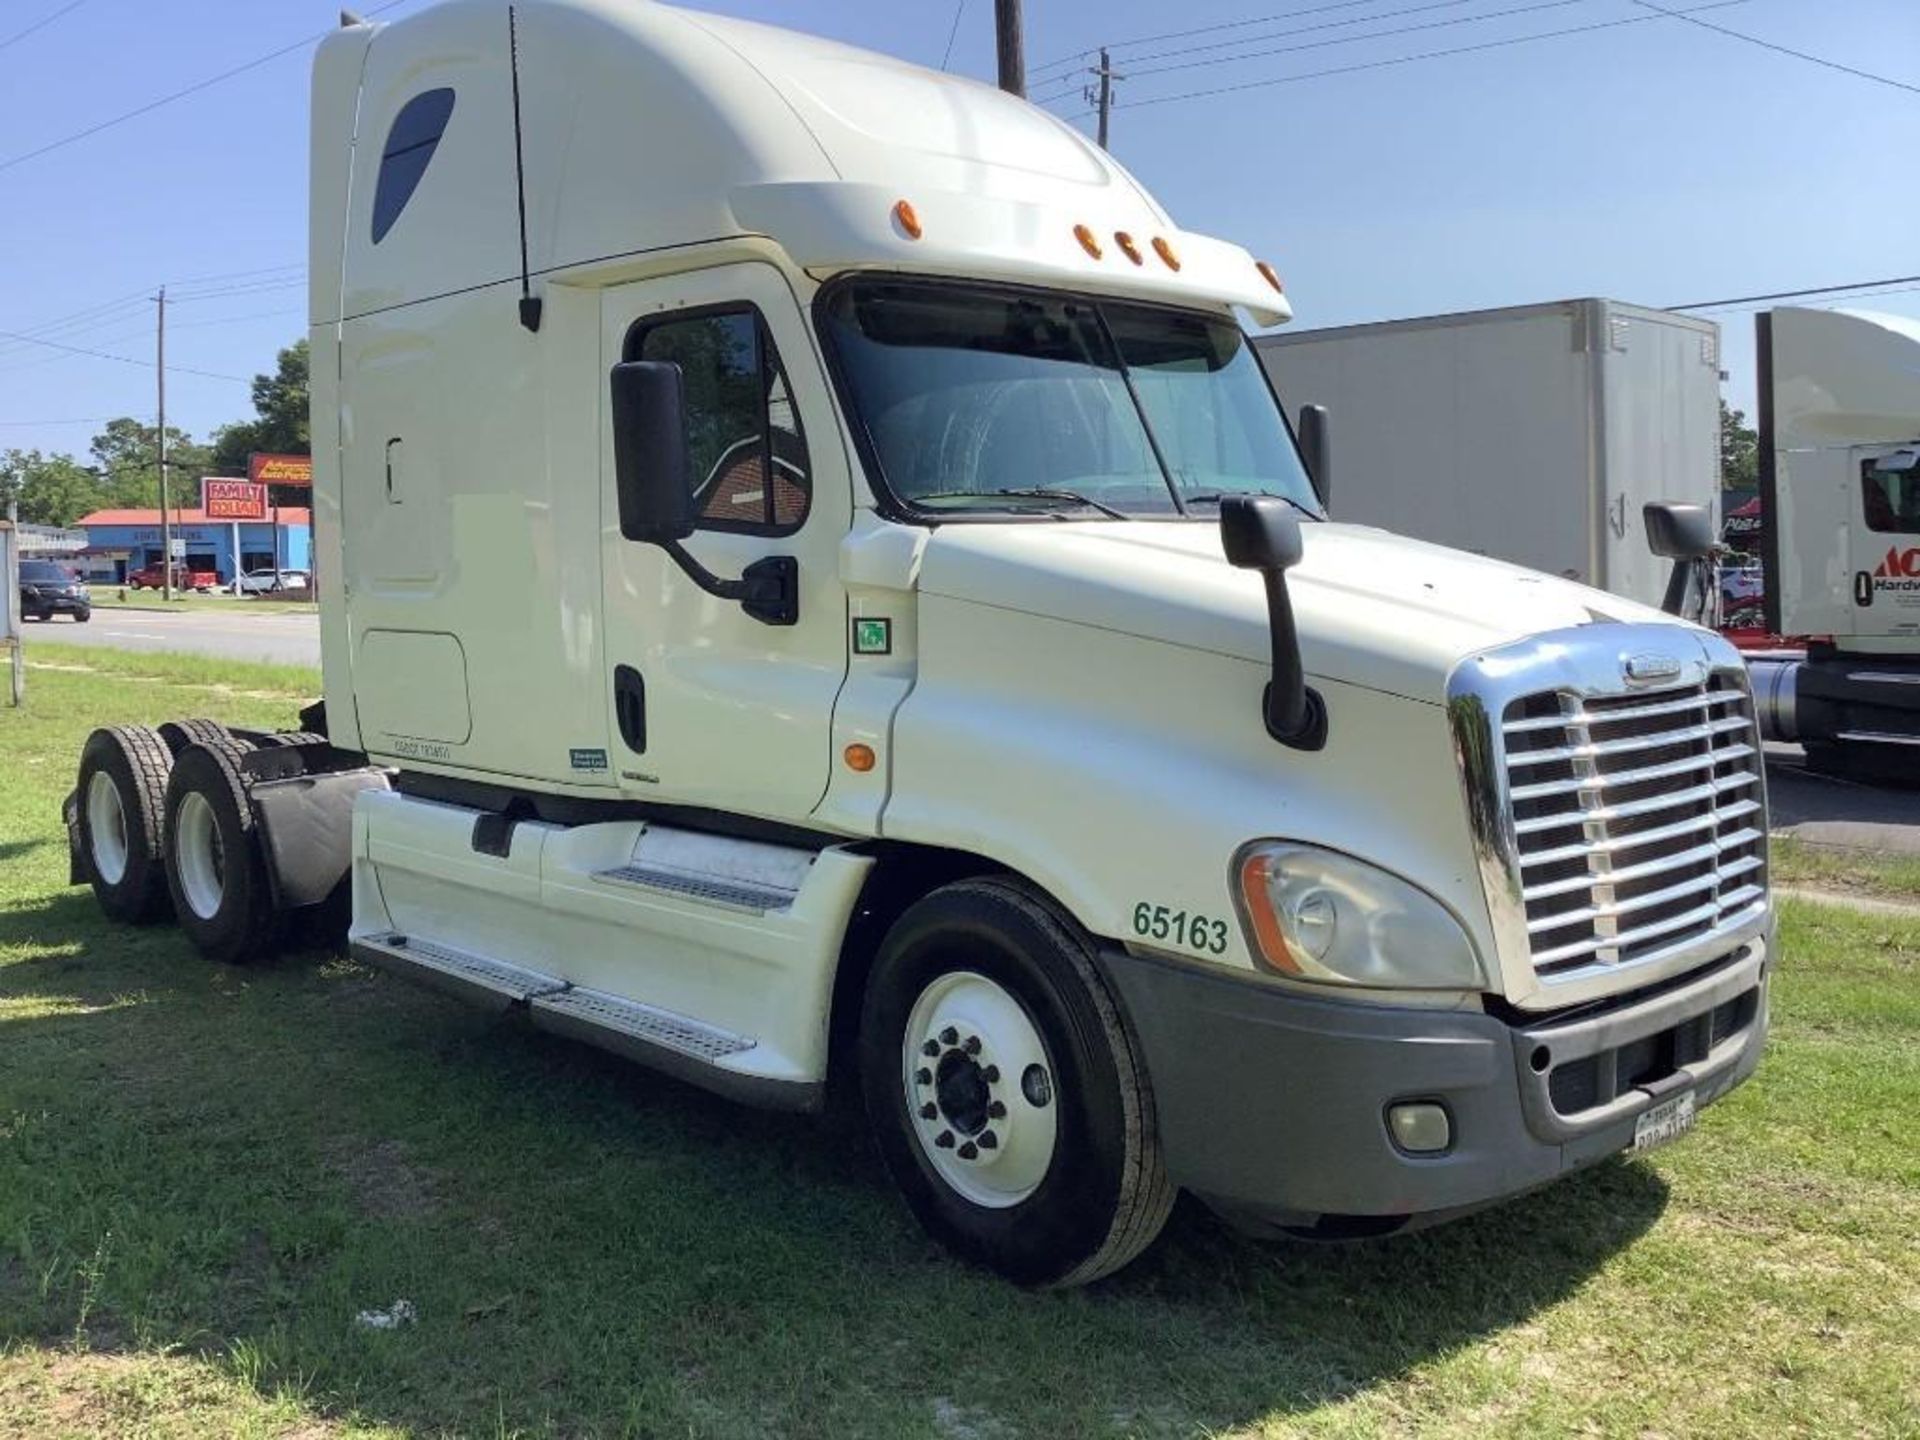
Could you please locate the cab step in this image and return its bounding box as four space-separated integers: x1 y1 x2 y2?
351 931 566 1010
589 824 816 914
529 986 755 1061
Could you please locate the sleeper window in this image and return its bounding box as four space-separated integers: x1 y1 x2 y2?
371 88 456 243
630 307 812 534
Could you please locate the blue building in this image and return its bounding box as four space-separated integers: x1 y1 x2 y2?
74 506 313 585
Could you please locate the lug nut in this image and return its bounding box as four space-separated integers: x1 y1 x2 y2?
939 1026 958 1046
915 1067 932 1086
919 1103 938 1120
957 1142 978 1160
982 1065 1000 1084
978 1130 998 1149
935 1130 955 1149
922 1039 940 1057
987 1101 1006 1119
962 1035 981 1055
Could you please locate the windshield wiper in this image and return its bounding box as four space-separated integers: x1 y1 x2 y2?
1183 490 1322 522
914 487 1131 520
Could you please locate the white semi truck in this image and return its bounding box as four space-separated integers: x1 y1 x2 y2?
1748 307 1920 782
1253 300 1724 612
65 0 1774 1286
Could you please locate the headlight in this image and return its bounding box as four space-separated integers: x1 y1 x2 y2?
1232 842 1485 990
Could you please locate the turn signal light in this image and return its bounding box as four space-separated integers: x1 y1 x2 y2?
892 199 923 239
1073 224 1103 260
1151 236 1181 271
1114 231 1144 265
1256 260 1284 293
844 743 877 773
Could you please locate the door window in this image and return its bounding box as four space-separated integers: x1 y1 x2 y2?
1862 453 1920 534
627 307 811 535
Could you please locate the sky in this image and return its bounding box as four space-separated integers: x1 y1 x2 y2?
1 0 1916 465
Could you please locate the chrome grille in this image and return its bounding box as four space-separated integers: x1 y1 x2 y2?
1499 673 1768 980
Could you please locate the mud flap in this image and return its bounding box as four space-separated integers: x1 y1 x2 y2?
249 770 391 909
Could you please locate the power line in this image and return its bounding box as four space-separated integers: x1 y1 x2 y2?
1028 0 1404 79
941 0 967 69
1632 0 1920 98
1036 0 1595 101
0 0 85 52
1063 0 1749 116
0 326 249 383
0 416 113 427
0 0 415 176
1668 275 1920 312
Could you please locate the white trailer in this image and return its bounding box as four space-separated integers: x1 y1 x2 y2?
1749 307 1920 781
1254 300 1723 611
64 0 1773 1286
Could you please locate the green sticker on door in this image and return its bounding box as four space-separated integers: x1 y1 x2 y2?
853 618 892 655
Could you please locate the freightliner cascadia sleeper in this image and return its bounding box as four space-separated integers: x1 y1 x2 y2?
66 0 1774 1285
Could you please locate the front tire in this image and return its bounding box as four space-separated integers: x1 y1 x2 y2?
75 726 174 923
859 877 1174 1287
162 741 281 964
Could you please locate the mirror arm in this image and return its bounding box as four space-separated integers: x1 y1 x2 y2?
1255 569 1328 750
659 542 799 627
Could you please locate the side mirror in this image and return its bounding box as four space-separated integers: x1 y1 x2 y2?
610 361 694 544
606 360 799 627
1643 501 1717 619
1297 404 1331 511
1221 497 1326 750
1643 501 1715 561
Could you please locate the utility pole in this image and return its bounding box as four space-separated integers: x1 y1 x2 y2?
156 287 173 602
994 0 1024 97
1088 47 1122 150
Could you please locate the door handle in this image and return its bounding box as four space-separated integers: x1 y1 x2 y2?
614 665 646 753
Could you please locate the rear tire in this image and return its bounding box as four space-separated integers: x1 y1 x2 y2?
76 726 174 923
162 741 281 965
858 877 1174 1287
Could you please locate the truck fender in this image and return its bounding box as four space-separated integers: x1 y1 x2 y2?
248 769 391 909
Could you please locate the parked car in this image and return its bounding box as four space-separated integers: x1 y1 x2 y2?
233 568 311 595
17 559 90 622
127 562 217 592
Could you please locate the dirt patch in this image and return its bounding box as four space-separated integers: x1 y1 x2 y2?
325 1137 443 1222
0 1349 345 1439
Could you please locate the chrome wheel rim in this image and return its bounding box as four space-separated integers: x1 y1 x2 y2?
902 970 1058 1209
85 771 129 886
173 791 225 920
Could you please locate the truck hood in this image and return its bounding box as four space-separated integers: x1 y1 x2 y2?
918 520 1680 703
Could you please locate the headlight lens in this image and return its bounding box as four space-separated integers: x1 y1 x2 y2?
1233 842 1485 990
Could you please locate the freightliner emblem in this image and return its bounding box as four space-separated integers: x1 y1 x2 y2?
1623 653 1682 685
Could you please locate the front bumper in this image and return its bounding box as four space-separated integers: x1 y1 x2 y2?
1097 928 1771 1234
25 590 88 614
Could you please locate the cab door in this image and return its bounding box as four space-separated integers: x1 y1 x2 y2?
599 262 852 820
1851 444 1920 641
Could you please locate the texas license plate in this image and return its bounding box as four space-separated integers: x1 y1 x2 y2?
1632 1090 1697 1153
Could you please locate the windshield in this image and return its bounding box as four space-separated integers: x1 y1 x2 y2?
819 279 1320 519
21 562 75 583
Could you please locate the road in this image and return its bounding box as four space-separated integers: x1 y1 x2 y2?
20 609 1920 850
21 607 321 668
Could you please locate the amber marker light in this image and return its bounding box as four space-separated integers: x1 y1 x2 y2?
1256 260 1284 294
1237 850 1302 976
892 199 923 239
1073 223 1103 260
1114 231 1144 265
1151 236 1181 271
844 743 877 773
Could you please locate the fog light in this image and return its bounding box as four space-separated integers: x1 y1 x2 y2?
1387 1102 1451 1154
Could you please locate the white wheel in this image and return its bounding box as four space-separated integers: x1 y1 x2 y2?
172 790 226 921
85 769 130 886
901 970 1059 1209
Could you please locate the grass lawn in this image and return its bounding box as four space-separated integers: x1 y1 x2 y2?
2 651 1917 1437
1771 834 1920 905
88 591 315 616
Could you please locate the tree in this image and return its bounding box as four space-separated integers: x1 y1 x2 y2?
88 418 210 511
210 339 309 505
1721 399 1759 492
1 448 106 526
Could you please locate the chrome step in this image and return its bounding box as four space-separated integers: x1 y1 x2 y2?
592 864 798 913
351 931 566 1011
530 986 755 1062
